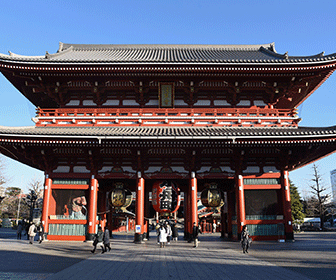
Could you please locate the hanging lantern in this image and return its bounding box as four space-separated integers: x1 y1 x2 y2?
110 182 132 209
152 180 180 213
201 183 224 207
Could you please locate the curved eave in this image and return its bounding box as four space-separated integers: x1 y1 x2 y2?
1 56 336 67
1 59 336 77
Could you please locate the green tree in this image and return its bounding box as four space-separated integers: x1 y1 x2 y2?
0 187 28 220
5 187 21 197
290 179 305 222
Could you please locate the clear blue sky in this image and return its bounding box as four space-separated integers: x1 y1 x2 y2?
0 0 335 196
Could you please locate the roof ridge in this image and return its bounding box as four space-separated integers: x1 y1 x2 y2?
59 42 275 51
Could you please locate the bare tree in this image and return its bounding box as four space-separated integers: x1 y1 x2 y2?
0 156 7 203
27 178 43 200
24 178 44 221
309 164 330 229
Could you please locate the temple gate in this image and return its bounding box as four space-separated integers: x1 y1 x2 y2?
0 43 336 242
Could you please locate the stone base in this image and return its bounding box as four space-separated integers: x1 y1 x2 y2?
286 232 294 240
134 233 143 243
86 233 95 241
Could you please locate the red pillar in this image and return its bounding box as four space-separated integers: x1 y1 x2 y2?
87 176 98 240
134 172 145 243
41 175 52 239
190 173 198 233
236 174 246 238
282 170 294 240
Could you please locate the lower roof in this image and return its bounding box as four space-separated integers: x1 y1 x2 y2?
0 125 335 140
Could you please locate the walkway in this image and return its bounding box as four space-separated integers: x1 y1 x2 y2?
46 232 310 280
2 229 336 279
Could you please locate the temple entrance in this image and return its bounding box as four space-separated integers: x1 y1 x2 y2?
96 178 235 240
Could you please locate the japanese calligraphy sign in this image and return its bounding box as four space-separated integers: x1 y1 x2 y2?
159 82 174 108
152 180 180 213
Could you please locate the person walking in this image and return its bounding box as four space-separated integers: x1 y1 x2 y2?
212 222 217 233
24 220 30 240
158 224 167 248
241 225 251 253
28 223 37 244
192 222 201 248
172 220 178 241
165 221 172 244
38 224 44 243
102 227 111 253
91 226 104 253
155 222 160 244
17 221 23 240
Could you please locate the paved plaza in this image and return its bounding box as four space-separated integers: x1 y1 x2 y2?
0 228 335 280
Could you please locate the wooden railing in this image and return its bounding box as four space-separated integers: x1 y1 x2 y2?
33 107 299 127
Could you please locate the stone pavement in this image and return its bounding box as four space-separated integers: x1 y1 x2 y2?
1 229 336 280
44 232 311 280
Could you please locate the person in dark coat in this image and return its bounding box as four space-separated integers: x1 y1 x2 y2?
171 220 178 241
102 227 111 253
24 221 30 240
17 221 23 240
91 226 104 253
241 225 251 253
192 222 201 247
38 224 44 243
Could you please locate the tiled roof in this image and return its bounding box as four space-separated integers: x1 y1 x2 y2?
1 43 336 65
0 125 335 139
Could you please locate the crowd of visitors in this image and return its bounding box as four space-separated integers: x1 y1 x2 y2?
13 218 250 254
91 226 111 254
15 219 44 244
156 220 179 248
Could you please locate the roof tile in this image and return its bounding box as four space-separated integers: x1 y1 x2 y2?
0 125 335 139
1 43 336 65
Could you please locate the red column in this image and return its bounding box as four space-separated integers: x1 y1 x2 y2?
87 177 98 240
134 173 145 243
282 170 294 240
190 173 198 233
236 174 246 237
41 175 52 238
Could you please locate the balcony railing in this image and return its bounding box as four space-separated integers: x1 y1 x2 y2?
33 107 299 127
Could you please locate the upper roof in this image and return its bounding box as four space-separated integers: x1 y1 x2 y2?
1 42 336 65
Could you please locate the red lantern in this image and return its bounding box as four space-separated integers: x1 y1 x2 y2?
152 180 180 213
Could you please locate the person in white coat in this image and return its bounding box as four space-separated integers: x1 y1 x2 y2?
28 223 37 244
165 221 172 244
158 225 167 248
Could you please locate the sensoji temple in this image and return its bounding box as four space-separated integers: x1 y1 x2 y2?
0 43 336 243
